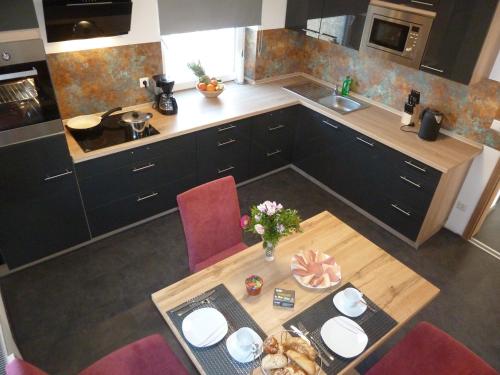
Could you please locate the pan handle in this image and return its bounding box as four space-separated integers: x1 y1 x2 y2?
101 107 122 119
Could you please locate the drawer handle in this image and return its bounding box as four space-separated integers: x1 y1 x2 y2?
356 137 374 147
268 124 285 131
404 160 427 173
218 124 236 132
137 192 158 202
301 28 319 35
400 175 422 188
44 169 72 181
132 162 156 172
217 166 235 174
391 203 411 217
217 139 236 147
410 0 434 6
322 120 339 129
266 149 282 157
421 64 444 73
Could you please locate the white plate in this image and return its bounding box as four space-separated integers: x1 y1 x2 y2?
226 329 263 363
290 250 341 289
182 307 228 347
320 316 368 358
333 290 367 318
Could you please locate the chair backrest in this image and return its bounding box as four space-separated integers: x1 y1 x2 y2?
6 358 48 375
177 176 243 272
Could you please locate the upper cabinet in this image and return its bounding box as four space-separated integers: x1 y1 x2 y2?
0 0 39 32
382 0 440 11
420 0 498 84
285 0 370 50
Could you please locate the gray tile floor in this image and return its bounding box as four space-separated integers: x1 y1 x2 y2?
1 169 499 374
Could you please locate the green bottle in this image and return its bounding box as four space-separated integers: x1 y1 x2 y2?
341 76 352 96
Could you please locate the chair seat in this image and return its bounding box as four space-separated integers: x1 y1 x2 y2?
79 334 189 375
366 322 498 375
193 242 248 272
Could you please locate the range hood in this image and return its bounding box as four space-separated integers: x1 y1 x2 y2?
42 0 133 43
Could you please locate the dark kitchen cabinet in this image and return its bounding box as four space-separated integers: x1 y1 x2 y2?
0 134 90 268
0 0 39 32
285 0 324 35
382 0 440 10
420 0 497 84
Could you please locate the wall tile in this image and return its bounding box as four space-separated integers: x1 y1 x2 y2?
47 42 163 119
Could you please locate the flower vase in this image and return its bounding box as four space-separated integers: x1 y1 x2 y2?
263 241 276 261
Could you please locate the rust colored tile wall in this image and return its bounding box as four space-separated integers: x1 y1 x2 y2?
246 29 500 149
47 42 163 119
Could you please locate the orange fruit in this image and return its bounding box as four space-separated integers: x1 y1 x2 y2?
206 84 216 91
198 82 207 91
210 79 218 86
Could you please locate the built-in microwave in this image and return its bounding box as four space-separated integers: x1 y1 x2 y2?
360 2 435 69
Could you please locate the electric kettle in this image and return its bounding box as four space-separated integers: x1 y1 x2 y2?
419 108 443 141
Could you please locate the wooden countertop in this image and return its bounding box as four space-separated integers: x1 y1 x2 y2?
65 75 481 172
152 211 440 374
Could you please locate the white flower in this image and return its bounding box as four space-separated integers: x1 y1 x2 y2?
254 214 261 222
257 203 267 213
254 224 265 235
277 224 285 233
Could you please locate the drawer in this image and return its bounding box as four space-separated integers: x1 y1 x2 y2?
250 137 293 177
197 152 249 184
87 174 196 236
252 109 295 144
384 151 442 185
197 119 251 150
382 174 435 216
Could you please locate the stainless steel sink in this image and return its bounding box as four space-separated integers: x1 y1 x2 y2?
283 82 370 115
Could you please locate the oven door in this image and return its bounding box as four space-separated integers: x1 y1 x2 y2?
366 15 412 56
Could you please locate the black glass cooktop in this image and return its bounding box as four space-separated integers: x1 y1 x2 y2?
68 112 159 153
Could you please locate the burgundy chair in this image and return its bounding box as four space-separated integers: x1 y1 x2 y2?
366 322 498 375
177 176 247 273
7 334 189 375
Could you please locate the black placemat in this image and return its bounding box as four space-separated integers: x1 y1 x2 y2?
167 284 265 375
284 282 397 374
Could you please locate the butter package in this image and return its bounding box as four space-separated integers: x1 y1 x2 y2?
273 288 295 308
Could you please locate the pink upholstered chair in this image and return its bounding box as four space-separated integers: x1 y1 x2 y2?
366 322 498 375
7 334 189 375
177 176 247 272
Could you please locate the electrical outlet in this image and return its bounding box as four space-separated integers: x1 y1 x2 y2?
491 119 500 133
139 77 149 88
456 201 467 212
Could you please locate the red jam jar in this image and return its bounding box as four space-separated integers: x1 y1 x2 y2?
245 275 264 296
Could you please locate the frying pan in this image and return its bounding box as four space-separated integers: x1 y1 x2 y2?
66 107 122 133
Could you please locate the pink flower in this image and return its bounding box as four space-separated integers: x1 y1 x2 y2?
254 224 265 235
240 215 250 229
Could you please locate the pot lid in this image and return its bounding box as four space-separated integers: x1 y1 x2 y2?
121 111 152 124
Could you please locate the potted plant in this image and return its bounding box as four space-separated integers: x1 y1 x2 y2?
241 201 301 261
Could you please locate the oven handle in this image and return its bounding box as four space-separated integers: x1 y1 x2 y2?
0 68 38 82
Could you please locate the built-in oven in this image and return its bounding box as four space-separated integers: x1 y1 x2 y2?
0 38 63 147
360 2 434 68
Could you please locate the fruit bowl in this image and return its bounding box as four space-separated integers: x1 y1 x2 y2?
197 85 224 98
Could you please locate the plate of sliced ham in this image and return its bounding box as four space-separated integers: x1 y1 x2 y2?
291 250 341 289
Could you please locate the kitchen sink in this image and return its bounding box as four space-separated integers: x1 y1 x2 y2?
283 82 370 115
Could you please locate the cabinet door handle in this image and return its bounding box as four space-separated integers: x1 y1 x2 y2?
410 0 434 6
322 120 339 129
404 160 427 173
137 192 158 202
217 124 236 132
356 137 374 147
301 28 319 35
391 203 411 217
421 64 444 73
268 124 285 131
400 175 421 188
132 162 155 172
266 149 282 157
217 166 235 174
44 169 72 181
217 138 236 147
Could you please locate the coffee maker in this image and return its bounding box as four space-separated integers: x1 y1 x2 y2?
152 74 178 115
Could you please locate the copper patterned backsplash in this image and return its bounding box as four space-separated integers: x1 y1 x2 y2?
47 42 163 119
245 29 499 149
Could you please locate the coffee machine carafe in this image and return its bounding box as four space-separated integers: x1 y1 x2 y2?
152 74 178 115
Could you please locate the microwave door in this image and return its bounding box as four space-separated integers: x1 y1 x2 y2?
368 17 410 55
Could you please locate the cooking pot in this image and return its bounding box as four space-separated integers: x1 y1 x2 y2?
121 111 153 134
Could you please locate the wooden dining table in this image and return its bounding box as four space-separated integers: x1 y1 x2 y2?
151 211 439 374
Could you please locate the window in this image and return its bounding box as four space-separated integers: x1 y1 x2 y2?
161 28 238 90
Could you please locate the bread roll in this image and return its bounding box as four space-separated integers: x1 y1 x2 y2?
285 350 316 375
262 353 288 370
283 337 317 361
264 336 280 354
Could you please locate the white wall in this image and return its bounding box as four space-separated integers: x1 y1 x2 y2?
261 0 287 30
0 291 20 358
32 0 160 54
445 145 500 235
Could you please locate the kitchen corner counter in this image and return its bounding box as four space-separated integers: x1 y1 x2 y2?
65 76 482 172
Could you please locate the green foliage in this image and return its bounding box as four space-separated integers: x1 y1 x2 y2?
187 61 210 84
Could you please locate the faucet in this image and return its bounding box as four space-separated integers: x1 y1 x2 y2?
333 84 340 96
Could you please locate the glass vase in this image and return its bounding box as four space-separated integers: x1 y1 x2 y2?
263 241 276 261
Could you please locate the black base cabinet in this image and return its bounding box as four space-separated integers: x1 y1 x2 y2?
0 135 90 268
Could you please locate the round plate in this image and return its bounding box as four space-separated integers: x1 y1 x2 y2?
291 250 341 289
226 329 263 363
181 307 228 347
320 317 368 358
333 290 367 318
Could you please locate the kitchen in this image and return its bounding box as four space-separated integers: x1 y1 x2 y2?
0 0 499 374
